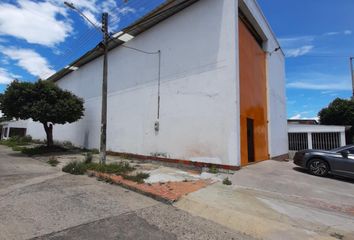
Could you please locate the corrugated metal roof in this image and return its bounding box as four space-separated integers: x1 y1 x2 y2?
48 0 199 82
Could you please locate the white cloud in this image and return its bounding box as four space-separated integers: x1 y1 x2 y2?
63 0 136 31
287 72 351 91
0 67 17 84
285 45 314 58
290 113 319 121
324 32 339 36
290 114 301 119
344 30 352 35
0 0 72 47
2 48 55 79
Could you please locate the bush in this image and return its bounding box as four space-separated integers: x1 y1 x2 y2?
47 156 60 167
62 161 87 175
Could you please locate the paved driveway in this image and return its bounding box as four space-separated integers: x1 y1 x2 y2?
175 160 354 240
0 145 251 240
232 160 354 212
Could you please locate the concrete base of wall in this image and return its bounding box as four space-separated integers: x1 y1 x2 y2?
271 153 289 161
107 151 240 171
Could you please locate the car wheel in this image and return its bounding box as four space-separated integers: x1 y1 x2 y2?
308 159 329 177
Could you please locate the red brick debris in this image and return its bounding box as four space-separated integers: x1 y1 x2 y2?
87 170 212 203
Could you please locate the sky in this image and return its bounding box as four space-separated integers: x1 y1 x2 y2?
0 0 353 120
0 0 164 91
258 0 354 119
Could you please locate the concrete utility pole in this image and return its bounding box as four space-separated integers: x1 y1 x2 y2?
100 13 109 164
350 57 354 100
64 2 109 164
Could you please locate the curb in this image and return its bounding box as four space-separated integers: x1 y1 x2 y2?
86 170 210 204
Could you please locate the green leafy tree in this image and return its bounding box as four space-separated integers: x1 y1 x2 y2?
318 98 354 143
318 98 354 126
0 80 84 146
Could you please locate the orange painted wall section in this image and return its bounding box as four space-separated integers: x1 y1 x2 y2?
239 19 269 166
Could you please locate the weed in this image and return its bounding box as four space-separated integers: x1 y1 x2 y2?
96 175 114 184
90 149 99 154
123 172 150 184
62 161 87 175
62 141 74 149
222 177 232 185
0 135 32 148
84 152 93 164
21 145 67 156
47 156 60 167
12 146 25 152
85 161 135 175
150 152 168 158
208 165 218 174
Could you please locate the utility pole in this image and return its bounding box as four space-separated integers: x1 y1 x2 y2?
351 57 354 100
64 2 109 164
100 12 109 164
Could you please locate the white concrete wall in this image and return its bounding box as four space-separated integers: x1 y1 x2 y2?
241 0 288 158
26 0 287 166
27 0 240 166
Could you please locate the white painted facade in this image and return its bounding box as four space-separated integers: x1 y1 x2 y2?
25 0 287 167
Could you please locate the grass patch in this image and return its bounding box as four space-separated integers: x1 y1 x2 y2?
62 161 87 175
21 145 67 156
123 172 150 184
47 157 60 167
0 135 32 148
61 161 149 183
12 145 25 152
85 162 135 175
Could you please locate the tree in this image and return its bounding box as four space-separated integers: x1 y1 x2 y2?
318 98 354 143
0 80 84 146
318 98 354 126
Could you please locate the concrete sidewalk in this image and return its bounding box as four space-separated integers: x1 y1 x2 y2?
0 145 253 240
175 160 354 240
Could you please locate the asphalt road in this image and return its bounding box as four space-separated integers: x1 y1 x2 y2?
0 145 252 240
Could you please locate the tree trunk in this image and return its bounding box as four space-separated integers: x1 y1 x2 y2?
43 123 53 147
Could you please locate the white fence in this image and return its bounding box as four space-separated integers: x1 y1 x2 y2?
288 124 346 157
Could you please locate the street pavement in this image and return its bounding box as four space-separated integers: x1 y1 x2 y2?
0 145 252 240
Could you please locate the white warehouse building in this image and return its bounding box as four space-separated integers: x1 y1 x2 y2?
24 0 287 169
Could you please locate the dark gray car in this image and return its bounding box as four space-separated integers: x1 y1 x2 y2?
294 145 354 179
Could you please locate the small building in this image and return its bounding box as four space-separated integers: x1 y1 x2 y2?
288 123 346 158
23 0 287 169
0 120 28 140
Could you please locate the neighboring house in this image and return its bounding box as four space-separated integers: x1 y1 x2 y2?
0 120 28 140
288 119 318 125
288 122 347 158
24 0 287 169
